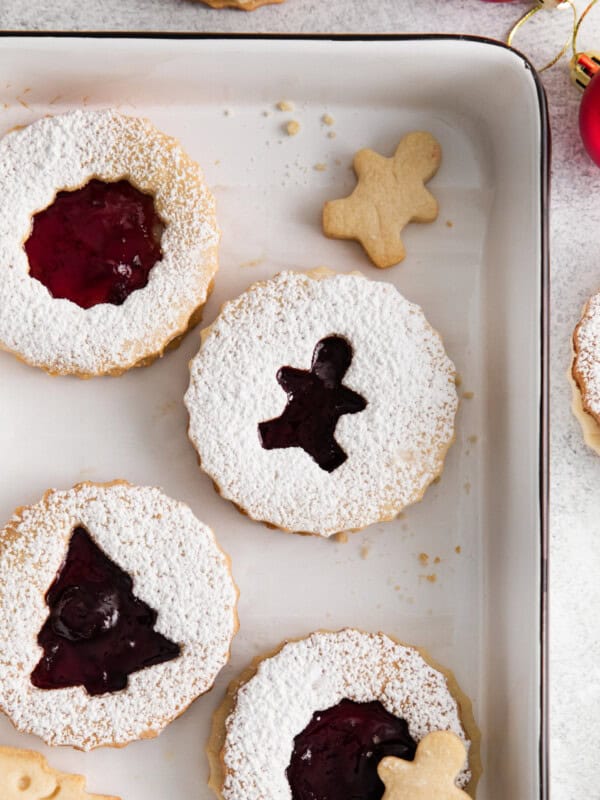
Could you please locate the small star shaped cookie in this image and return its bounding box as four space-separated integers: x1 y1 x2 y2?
323 131 441 269
0 746 119 800
377 730 470 800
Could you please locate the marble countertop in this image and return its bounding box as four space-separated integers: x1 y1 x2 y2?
1 1 598 798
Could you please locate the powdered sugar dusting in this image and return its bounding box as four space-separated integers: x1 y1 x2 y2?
0 109 219 375
573 291 600 421
185 271 457 536
0 482 237 750
222 630 470 800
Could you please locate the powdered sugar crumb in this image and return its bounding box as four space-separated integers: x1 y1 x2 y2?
222 630 470 799
0 482 237 749
0 109 219 375
185 271 457 536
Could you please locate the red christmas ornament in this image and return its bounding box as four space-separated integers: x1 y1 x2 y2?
574 53 600 165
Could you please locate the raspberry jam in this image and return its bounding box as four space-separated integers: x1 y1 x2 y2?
31 527 180 696
25 179 163 309
286 699 416 800
258 336 367 472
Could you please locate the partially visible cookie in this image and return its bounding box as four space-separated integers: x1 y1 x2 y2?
198 0 284 8
323 132 441 268
0 745 119 800
571 290 600 453
208 629 481 800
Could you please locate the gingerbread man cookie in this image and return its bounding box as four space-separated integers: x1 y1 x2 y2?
323 131 441 268
378 730 470 800
0 746 119 800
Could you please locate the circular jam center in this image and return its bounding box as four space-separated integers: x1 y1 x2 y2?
24 179 163 309
286 699 417 800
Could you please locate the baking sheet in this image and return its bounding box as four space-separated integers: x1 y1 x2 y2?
0 35 548 800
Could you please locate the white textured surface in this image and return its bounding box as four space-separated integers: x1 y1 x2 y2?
0 1 595 798
222 630 470 799
0 482 238 749
0 109 218 376
185 272 457 536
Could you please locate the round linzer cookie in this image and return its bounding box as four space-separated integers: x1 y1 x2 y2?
0 109 219 377
208 629 481 800
0 481 238 750
571 291 600 453
185 269 458 537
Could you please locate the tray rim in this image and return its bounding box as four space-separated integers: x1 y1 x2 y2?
0 32 550 800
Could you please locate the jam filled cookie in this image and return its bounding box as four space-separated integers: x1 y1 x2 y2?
0 109 219 377
185 270 458 537
0 481 238 750
571 291 600 453
208 629 481 800
0 745 119 800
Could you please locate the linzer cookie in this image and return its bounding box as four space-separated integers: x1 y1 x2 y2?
0 481 238 750
0 745 119 800
208 629 481 800
185 270 458 537
571 290 600 453
0 109 219 377
323 132 441 268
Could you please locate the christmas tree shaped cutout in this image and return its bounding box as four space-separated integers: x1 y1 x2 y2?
31 527 181 696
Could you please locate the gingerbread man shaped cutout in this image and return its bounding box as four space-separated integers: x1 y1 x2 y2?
377 730 470 800
0 746 119 800
323 131 441 269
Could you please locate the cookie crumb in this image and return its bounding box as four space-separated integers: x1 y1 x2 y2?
446 220 454 228
360 543 370 560
335 532 348 544
285 120 301 137
322 113 335 126
213 159 221 166
418 552 429 566
327 131 337 139
314 162 327 172
420 574 437 584
277 100 294 112
455 373 462 387
455 545 462 554
434 556 441 565
239 258 262 269
467 434 478 444
462 391 474 400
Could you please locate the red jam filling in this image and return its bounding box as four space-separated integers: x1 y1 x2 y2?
31 527 180 696
24 179 163 309
286 699 417 800
258 336 367 472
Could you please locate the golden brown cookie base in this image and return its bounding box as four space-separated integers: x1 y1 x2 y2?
207 630 481 799
198 0 284 8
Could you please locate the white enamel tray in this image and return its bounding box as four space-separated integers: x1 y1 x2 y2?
0 35 548 800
